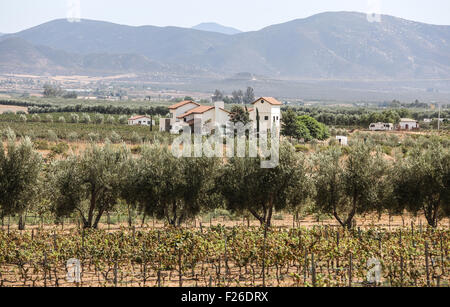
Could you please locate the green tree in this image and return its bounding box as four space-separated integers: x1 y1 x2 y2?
129 145 219 227
0 129 42 230
216 142 311 227
43 84 62 97
49 143 130 229
232 90 244 105
281 109 311 141
243 87 255 105
229 105 251 125
392 144 449 228
313 145 388 229
212 89 224 102
298 115 329 141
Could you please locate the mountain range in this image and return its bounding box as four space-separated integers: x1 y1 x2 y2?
1 12 450 79
192 22 242 35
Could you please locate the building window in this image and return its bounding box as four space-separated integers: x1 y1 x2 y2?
264 116 269 121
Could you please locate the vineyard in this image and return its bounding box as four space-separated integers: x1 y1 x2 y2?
0 226 448 287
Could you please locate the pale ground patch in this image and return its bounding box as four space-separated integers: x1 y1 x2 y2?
0 105 28 114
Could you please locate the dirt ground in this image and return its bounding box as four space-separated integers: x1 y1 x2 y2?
3 213 448 233
0 105 28 114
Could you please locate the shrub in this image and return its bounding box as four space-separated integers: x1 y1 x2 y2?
131 132 141 144
88 132 99 142
57 116 66 123
80 113 91 124
19 114 27 122
118 115 128 125
328 138 338 146
44 114 53 123
110 131 122 144
341 146 352 156
106 115 116 124
295 144 309 153
131 145 142 154
33 140 49 150
67 132 78 142
31 114 41 122
381 145 392 156
274 214 284 220
50 142 70 155
69 113 79 123
47 130 58 142
94 114 104 124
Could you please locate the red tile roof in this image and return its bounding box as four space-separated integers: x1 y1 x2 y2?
128 115 151 121
252 97 283 106
168 100 200 110
177 106 215 119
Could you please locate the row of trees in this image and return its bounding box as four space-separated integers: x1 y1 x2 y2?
22 113 129 125
1 134 448 230
43 84 77 99
212 87 255 105
283 106 450 128
28 105 169 116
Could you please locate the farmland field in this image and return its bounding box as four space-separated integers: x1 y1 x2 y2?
0 101 449 288
0 226 448 287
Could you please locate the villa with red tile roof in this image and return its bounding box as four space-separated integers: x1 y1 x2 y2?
160 97 282 135
248 97 282 133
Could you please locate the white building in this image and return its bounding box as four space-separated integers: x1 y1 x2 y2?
336 136 348 146
128 115 155 126
160 97 283 135
248 97 282 133
399 118 419 130
160 100 231 135
369 122 394 131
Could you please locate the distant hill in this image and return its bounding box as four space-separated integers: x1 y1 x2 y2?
0 37 171 74
3 12 450 79
192 22 242 35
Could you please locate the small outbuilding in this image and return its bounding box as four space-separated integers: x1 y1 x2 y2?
399 118 419 130
128 115 155 126
336 136 348 146
369 122 394 131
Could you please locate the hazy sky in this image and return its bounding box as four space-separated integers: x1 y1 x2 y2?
1 0 450 33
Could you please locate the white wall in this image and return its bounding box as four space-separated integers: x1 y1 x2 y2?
170 103 198 124
250 99 281 132
128 117 154 126
399 121 418 130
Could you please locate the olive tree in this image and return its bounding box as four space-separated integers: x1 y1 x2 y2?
216 141 312 227
0 129 42 230
49 143 130 229
127 145 220 227
313 144 389 229
392 144 449 228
